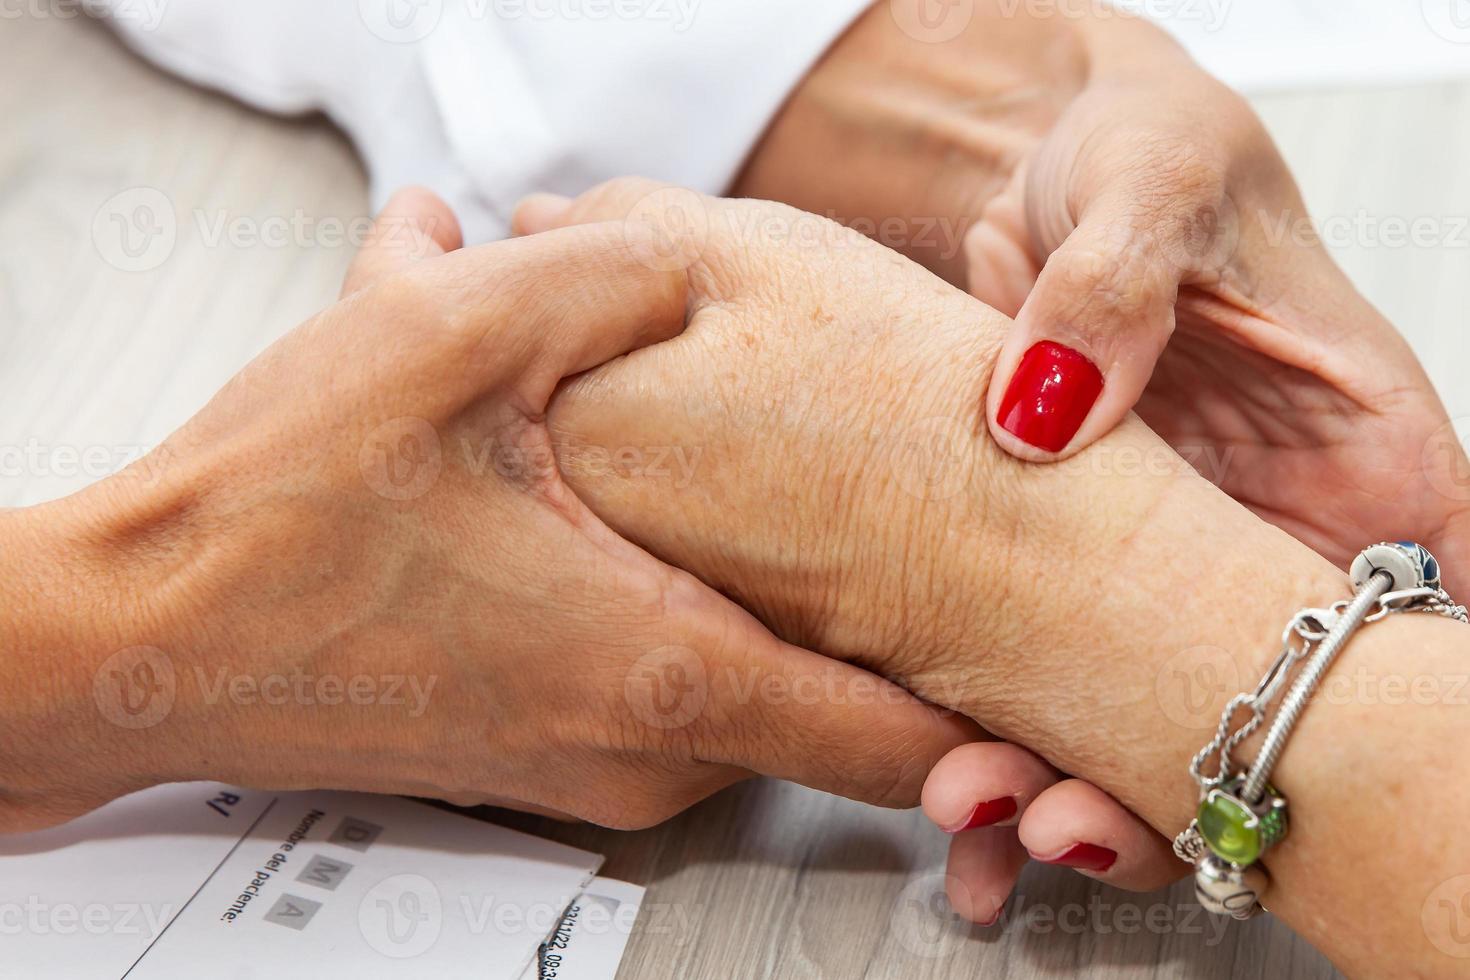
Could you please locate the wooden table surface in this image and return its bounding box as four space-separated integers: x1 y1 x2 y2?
4 12 1468 979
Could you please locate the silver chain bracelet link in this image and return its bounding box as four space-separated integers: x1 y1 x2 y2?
1174 542 1467 919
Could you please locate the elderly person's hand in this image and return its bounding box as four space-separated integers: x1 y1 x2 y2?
733 0 1470 913
0 189 974 835
739 0 1468 563
517 180 1470 975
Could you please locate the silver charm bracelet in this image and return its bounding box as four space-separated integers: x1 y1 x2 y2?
1174 542 1467 920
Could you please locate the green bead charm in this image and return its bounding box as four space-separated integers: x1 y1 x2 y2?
1198 793 1260 864
1196 782 1288 866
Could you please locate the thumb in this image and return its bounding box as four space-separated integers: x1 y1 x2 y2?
340 186 464 298
985 195 1195 461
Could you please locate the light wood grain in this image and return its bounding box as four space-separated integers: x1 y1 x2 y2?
4 11 1467 978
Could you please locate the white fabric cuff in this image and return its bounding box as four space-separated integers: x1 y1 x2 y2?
415 0 873 239
96 0 875 242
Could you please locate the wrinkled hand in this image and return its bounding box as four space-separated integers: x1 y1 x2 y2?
519 178 1193 913
0 189 972 834
740 0 1469 564
518 178 1470 922
734 0 1470 916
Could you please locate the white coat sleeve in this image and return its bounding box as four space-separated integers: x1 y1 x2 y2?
91 0 875 242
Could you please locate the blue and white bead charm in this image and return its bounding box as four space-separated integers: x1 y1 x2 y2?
1351 541 1441 593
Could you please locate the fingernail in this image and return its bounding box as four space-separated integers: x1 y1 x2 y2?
1032 842 1117 873
997 341 1104 452
943 796 1017 833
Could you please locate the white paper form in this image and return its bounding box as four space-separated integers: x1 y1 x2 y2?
0 783 605 980
518 878 646 980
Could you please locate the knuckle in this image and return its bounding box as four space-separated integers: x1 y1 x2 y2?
1052 238 1165 322
586 176 668 221
360 266 445 330
1127 131 1229 213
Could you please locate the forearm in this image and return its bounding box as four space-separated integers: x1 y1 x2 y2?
922 417 1469 971
551 275 1470 976
1270 615 1470 976
0 486 171 830
0 468 397 830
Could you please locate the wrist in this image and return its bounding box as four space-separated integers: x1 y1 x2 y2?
0 478 192 829
1258 611 1469 972
904 417 1469 971
908 416 1344 832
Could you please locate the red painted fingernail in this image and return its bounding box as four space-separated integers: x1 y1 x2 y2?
1034 842 1117 873
997 341 1104 452
943 796 1018 833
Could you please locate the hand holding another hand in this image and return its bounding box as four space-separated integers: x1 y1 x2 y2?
732 1 1470 919
0 189 970 834
519 177 1301 779
517 179 1469 944
740 0 1470 571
